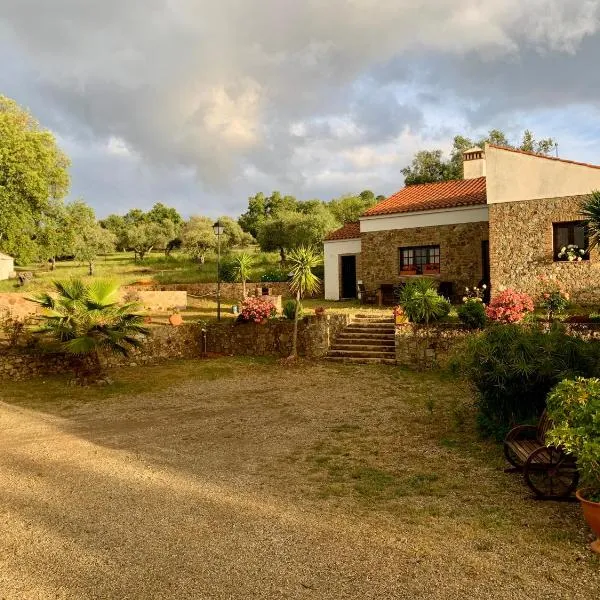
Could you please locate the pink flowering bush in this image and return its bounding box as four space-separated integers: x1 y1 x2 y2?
485 289 534 324
239 296 277 323
537 275 570 320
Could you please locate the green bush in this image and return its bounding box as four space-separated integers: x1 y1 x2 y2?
261 267 288 282
450 323 600 440
546 377 600 501
219 259 238 283
457 300 487 329
283 299 302 320
397 278 450 325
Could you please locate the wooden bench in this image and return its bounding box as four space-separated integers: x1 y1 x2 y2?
503 410 578 499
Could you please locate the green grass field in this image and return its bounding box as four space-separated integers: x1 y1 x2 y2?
0 248 283 293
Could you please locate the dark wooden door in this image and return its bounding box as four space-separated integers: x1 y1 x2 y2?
340 255 357 299
481 240 491 302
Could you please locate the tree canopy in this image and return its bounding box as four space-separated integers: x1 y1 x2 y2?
0 95 71 262
401 129 557 186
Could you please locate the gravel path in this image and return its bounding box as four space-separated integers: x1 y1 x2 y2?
1 362 598 599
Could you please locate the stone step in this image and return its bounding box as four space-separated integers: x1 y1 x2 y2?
345 327 395 334
336 332 396 341
330 343 395 352
324 356 397 365
334 339 395 348
352 318 394 323
327 349 396 359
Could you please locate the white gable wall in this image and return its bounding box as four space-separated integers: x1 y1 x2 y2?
0 257 14 281
324 238 361 300
485 143 600 204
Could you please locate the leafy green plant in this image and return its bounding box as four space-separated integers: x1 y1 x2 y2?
231 253 253 298
29 279 149 381
537 275 569 320
287 246 322 358
283 299 302 321
450 323 600 439
397 278 450 325
260 267 288 282
582 190 600 251
457 299 486 329
546 378 600 502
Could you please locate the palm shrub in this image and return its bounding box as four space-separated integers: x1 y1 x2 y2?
231 253 253 298
397 278 450 325
287 246 322 358
451 323 600 439
581 190 600 251
283 299 302 321
546 378 600 502
30 279 149 380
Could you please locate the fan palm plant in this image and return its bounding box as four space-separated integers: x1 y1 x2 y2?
232 253 253 298
287 246 322 358
581 190 600 250
30 279 149 380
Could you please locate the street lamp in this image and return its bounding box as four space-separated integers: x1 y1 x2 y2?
213 220 224 321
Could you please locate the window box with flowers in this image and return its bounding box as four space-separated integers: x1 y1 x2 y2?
400 267 418 276
422 263 440 275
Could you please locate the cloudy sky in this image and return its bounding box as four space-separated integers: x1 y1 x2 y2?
2 0 600 218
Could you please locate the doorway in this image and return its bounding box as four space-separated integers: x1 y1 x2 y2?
340 255 357 299
481 240 491 302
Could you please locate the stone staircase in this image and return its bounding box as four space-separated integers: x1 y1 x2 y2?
325 315 396 364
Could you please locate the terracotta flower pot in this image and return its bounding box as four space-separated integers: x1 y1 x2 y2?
401 270 417 276
169 313 183 327
576 489 600 553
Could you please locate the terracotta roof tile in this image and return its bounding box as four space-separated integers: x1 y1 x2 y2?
363 177 487 217
325 221 361 241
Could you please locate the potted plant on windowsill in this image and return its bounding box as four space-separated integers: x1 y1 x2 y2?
423 263 440 275
400 267 418 276
546 378 600 554
557 244 586 262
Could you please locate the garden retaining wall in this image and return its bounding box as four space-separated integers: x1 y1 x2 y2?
0 315 350 381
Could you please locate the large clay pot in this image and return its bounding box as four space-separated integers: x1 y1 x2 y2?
576 490 600 553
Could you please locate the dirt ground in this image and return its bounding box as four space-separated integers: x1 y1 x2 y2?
0 358 598 599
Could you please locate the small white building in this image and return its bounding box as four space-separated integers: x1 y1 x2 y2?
0 252 14 280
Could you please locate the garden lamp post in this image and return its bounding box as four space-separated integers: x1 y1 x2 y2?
213 220 224 321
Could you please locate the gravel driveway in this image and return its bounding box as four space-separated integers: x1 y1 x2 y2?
0 359 598 599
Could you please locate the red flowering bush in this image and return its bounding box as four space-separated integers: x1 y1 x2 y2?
239 296 277 323
485 289 534 324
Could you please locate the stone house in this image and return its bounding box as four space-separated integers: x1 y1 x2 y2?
324 144 600 304
0 253 14 281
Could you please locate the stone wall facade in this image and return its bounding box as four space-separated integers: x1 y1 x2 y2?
360 222 489 299
489 196 600 305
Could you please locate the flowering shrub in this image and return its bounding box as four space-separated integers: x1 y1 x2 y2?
558 244 586 262
239 296 277 323
537 275 570 320
485 289 534 323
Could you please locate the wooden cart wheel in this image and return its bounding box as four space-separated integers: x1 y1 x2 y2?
503 443 524 469
523 447 579 499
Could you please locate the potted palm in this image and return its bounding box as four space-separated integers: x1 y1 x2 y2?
546 378 600 553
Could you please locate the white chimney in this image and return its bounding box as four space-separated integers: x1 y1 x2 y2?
463 146 486 179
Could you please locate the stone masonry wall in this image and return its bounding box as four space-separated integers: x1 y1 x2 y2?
0 315 349 381
360 222 489 299
395 323 470 370
489 196 600 305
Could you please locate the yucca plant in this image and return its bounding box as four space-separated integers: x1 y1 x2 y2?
30 279 149 381
287 246 322 358
581 190 600 250
397 278 451 325
232 253 253 298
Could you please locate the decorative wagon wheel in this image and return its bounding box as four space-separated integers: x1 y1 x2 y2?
523 447 579 499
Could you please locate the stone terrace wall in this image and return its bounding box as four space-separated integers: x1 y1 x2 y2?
205 314 351 358
489 196 600 305
0 315 349 381
0 324 203 381
124 282 301 302
0 293 41 319
395 323 470 370
396 321 600 371
360 222 489 300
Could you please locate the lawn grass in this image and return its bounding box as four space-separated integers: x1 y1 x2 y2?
0 248 282 293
